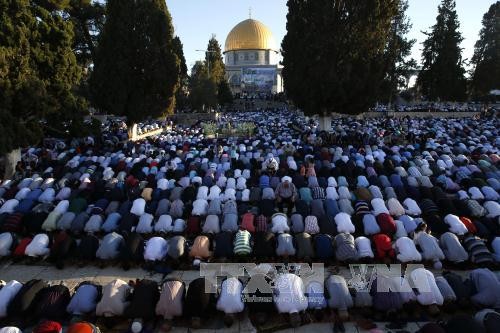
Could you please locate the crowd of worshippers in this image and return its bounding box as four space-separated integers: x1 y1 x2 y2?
0 109 499 271
372 102 488 113
0 266 499 332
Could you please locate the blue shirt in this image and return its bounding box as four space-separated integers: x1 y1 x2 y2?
67 283 100 315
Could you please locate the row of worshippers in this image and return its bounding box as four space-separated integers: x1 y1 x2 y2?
1 210 499 269
0 267 499 331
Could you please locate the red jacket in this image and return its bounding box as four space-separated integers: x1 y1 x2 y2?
14 237 33 257
372 234 395 259
377 213 397 235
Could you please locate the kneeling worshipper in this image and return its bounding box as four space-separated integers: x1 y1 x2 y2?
244 266 275 326
96 279 131 327
66 282 102 316
124 279 160 332
143 237 168 262
470 269 500 309
32 284 71 320
0 280 23 318
216 277 245 327
273 273 308 328
394 236 422 263
409 268 444 316
24 233 51 258
439 232 469 264
155 279 185 330
475 309 500 333
7 279 48 320
370 274 414 317
333 233 358 262
184 278 216 328
326 275 353 321
96 232 124 261
189 235 212 263
413 224 445 269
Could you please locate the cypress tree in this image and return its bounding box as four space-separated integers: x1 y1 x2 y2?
217 80 233 106
380 0 417 103
0 0 84 158
417 0 467 101
67 0 106 69
206 36 226 86
205 36 232 105
90 0 180 124
282 0 399 116
172 36 189 110
470 1 499 98
189 61 217 111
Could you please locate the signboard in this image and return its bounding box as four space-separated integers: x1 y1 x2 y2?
241 68 276 92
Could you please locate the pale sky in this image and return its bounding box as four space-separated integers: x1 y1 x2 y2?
165 0 496 73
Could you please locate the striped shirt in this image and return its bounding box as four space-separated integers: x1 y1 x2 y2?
463 235 493 264
233 230 252 255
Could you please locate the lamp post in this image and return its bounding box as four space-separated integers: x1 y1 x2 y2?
195 49 217 79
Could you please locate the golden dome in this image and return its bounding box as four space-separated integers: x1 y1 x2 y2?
224 19 277 53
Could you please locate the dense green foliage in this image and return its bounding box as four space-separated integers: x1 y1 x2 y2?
282 0 399 116
379 0 417 103
0 0 85 155
172 36 189 110
189 36 232 110
189 61 217 111
470 1 500 98
90 0 180 124
417 0 467 101
67 0 106 69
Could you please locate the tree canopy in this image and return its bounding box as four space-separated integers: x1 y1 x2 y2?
90 0 180 124
188 61 217 111
379 0 417 103
470 1 500 98
67 0 106 69
206 36 226 85
282 0 399 116
417 0 467 101
172 35 189 110
188 35 232 110
0 0 85 155
206 36 232 105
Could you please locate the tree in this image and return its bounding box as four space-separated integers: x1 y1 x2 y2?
189 61 217 111
206 35 226 85
470 1 500 98
417 0 467 101
0 0 85 163
90 0 180 125
67 0 106 69
188 36 232 110
379 0 417 103
217 80 233 105
282 0 399 116
172 36 189 110
205 36 232 105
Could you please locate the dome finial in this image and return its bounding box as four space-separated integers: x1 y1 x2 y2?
249 6 252 19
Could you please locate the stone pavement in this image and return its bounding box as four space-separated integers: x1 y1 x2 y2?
0 262 472 333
